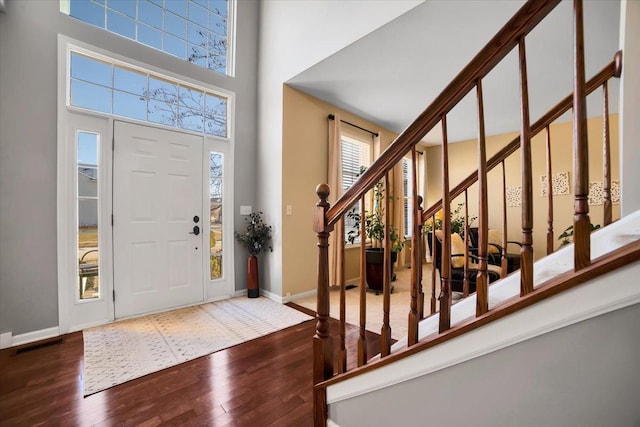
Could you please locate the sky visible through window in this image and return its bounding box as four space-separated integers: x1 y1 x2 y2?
66 0 230 75
70 50 228 137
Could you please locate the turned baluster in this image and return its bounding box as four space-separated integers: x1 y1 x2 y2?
408 147 420 345
430 213 437 315
313 184 333 425
476 79 490 316
602 80 612 226
416 196 425 320
573 0 591 270
519 36 534 295
337 219 346 374
463 189 470 297
545 126 555 255
501 161 508 278
380 172 392 356
439 114 452 333
357 196 367 367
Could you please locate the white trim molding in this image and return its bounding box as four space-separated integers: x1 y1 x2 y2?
2 327 62 349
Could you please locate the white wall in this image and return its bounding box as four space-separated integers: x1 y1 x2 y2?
0 0 259 335
256 0 423 296
620 0 640 215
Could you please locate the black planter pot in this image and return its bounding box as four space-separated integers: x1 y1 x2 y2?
365 248 398 294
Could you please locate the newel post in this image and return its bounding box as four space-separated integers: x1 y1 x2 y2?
313 184 333 427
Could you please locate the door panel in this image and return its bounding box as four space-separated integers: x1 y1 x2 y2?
114 121 203 318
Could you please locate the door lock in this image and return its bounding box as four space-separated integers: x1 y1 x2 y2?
193 215 200 223
190 225 200 236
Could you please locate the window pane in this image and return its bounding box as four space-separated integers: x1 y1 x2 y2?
70 0 105 27
188 43 208 67
209 13 226 36
205 116 226 137
210 0 228 18
71 52 112 87
164 32 186 59
78 132 99 166
149 77 178 103
138 0 163 29
114 90 148 121
148 99 178 126
178 107 204 132
71 79 112 113
188 1 208 28
209 152 223 280
187 21 207 46
107 9 136 39
78 199 100 300
78 167 99 197
205 93 226 116
107 0 136 18
138 22 163 50
179 85 204 110
165 0 187 17
164 11 187 39
114 66 147 95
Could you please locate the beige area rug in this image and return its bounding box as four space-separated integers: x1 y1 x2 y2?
295 264 436 340
82 297 313 396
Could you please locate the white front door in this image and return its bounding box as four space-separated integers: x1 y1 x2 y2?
113 121 204 318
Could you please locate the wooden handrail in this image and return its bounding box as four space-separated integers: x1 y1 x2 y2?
325 0 562 228
315 238 640 391
422 54 621 221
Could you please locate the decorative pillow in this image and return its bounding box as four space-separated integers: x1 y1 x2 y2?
488 229 501 254
450 233 466 268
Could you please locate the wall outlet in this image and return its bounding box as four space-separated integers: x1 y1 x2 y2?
286 205 292 215
240 205 252 215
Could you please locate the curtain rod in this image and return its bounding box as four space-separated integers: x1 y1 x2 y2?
328 114 379 137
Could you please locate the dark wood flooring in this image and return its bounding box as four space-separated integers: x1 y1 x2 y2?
0 303 384 426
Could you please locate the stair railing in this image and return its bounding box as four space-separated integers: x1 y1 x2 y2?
312 0 622 425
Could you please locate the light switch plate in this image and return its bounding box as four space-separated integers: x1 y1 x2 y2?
240 205 252 215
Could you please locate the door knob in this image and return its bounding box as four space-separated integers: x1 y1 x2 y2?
190 225 200 236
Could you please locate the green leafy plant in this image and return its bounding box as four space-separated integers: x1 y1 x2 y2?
557 223 601 247
345 167 404 251
423 202 476 237
235 211 273 256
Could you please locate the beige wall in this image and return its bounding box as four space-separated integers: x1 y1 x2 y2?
281 85 407 297
425 115 620 259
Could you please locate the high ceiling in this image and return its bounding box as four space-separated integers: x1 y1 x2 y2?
286 0 621 144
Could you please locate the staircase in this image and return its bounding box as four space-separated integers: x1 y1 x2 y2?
312 1 638 425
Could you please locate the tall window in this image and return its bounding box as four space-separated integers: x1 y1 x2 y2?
61 0 234 76
402 157 413 238
341 135 371 244
77 131 100 300
69 49 229 137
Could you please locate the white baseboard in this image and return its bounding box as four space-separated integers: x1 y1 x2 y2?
287 288 317 303
260 288 283 303
5 326 61 348
0 332 12 349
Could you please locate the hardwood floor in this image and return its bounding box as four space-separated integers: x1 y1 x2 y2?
0 304 383 426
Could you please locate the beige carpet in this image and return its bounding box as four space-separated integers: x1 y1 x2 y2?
295 264 436 340
82 297 313 396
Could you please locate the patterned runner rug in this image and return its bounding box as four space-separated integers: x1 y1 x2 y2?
82 297 313 396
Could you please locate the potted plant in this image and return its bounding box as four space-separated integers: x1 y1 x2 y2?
235 211 273 298
346 169 404 294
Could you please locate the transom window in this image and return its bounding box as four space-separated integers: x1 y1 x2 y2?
69 49 228 137
61 0 234 76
